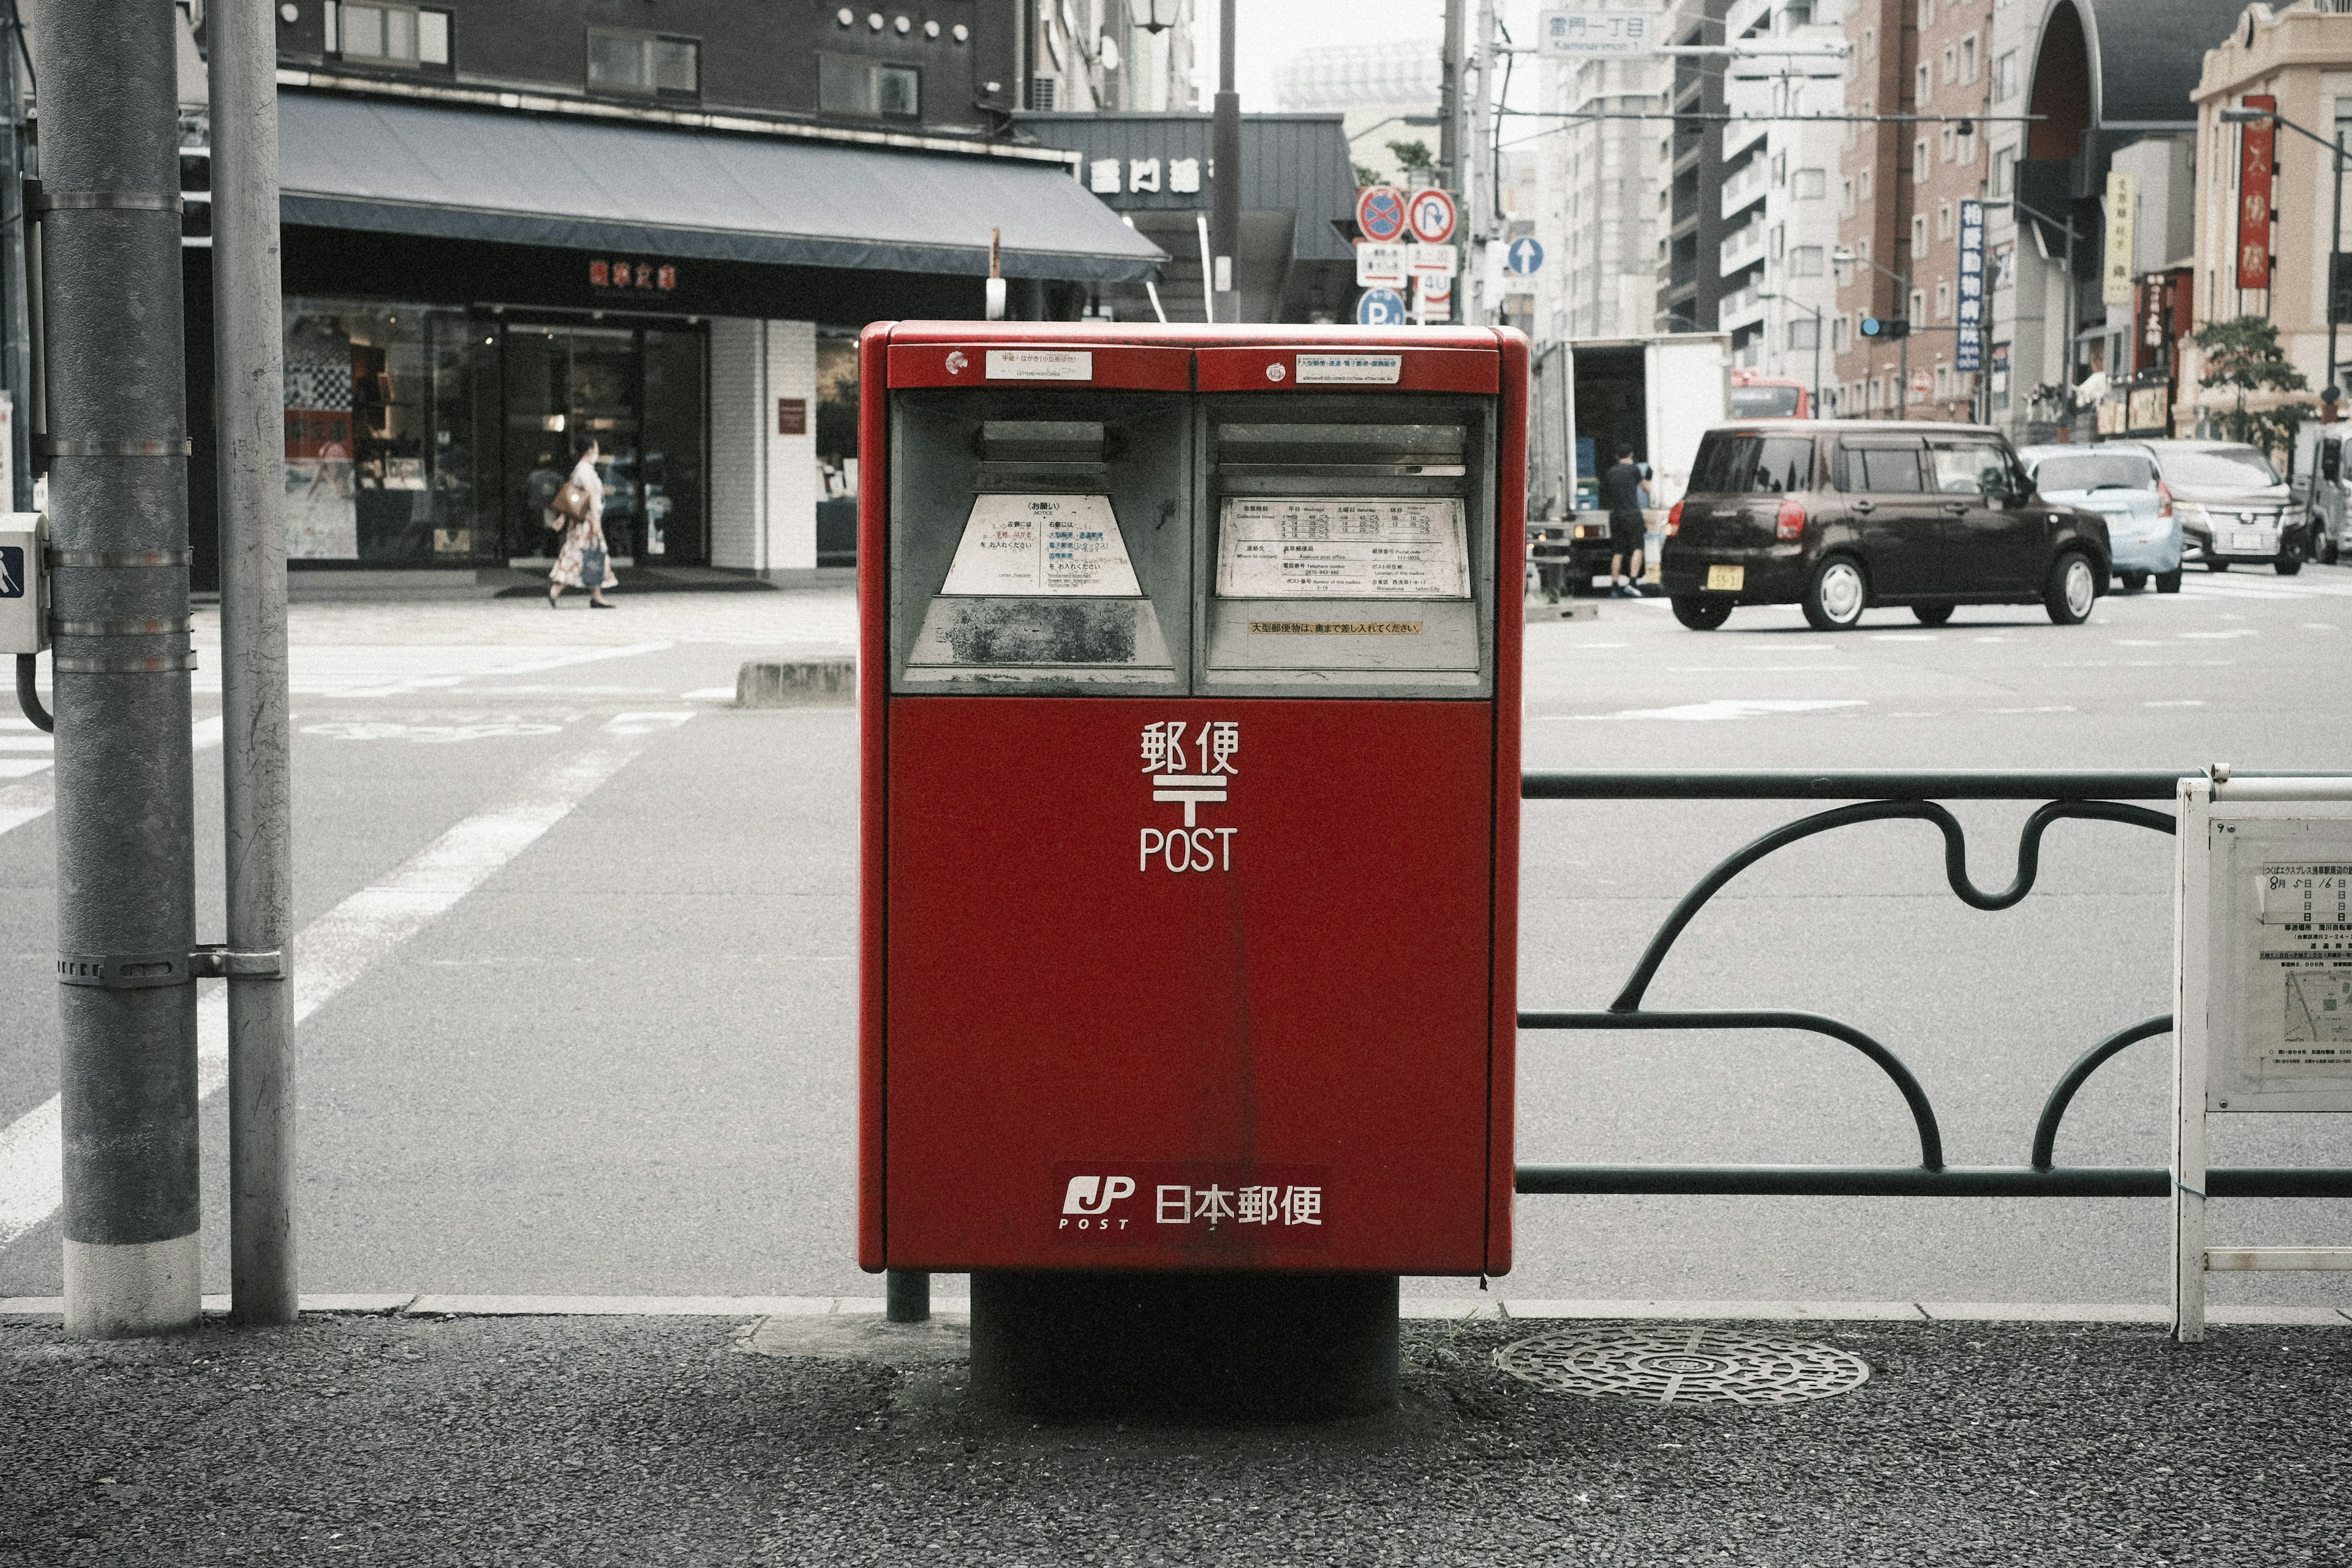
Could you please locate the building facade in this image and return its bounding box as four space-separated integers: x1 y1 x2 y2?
1027 0 1199 113
161 0 1174 586
1660 0 1736 333
1717 0 1847 401
1532 0 1673 342
2184 1 2352 431
1276 40 1442 189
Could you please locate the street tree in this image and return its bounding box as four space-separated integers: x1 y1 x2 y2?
2192 315 2316 458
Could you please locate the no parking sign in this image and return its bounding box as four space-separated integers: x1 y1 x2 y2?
1355 186 1408 243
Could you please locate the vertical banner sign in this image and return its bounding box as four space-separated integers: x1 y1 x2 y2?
2239 95 2276 290
2103 172 2137 306
1956 198 1985 373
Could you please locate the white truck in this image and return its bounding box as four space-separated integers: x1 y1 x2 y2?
1528 332 1732 592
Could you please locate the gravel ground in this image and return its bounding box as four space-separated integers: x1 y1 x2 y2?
1 1313 2343 1566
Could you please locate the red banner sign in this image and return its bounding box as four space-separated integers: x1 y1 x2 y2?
2238 94 2275 290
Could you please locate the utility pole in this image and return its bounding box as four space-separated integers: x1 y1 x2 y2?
210 0 297 1324
1439 0 1465 193
1208 0 1238 323
39 0 203 1338
1464 0 1497 326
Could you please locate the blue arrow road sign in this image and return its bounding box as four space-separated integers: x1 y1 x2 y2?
1356 288 1408 326
1504 237 1545 275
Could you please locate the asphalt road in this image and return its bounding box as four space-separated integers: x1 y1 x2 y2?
1 570 2349 1310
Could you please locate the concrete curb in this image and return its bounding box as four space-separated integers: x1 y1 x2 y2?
735 658 854 707
4 1294 2346 1324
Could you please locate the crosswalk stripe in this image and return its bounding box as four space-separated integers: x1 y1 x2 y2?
0 715 687 1256
0 715 223 842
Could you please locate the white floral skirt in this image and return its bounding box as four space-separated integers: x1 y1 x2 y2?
550 519 617 590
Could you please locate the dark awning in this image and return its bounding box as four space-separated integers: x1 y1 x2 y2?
276 91 1166 283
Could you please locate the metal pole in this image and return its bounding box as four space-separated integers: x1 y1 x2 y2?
39 0 202 1339
1208 0 1238 323
210 0 296 1326
2328 134 2343 401
886 1268 930 1324
1439 0 1464 193
0 4 30 510
1898 270 1910 421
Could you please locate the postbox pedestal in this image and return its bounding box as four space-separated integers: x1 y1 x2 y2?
968 1271 1400 1420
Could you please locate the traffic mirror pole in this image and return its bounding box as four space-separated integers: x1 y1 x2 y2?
209 0 298 1325
39 0 203 1338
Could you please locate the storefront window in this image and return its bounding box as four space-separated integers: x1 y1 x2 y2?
282 298 473 562
816 332 859 567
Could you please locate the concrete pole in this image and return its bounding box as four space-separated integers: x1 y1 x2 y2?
37 0 203 1338
1439 0 1464 193
0 12 31 509
1208 0 1238 323
209 0 297 1326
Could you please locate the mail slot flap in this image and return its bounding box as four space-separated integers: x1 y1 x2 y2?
888 342 1193 391
978 420 1114 462
1216 422 1466 476
1196 346 1499 394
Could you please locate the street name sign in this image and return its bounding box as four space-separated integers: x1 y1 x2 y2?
1538 4 1659 56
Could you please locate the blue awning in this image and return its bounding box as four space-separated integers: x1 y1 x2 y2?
276 91 1167 283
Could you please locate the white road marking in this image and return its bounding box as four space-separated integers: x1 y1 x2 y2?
0 736 55 751
1558 698 1868 723
0 714 685 1256
2179 629 2259 639
1871 633 1939 643
1664 665 1861 674
681 685 739 701
1991 705 2077 714
2145 699 2206 707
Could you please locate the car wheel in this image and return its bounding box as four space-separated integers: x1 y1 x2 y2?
2206 556 2230 572
2312 520 2339 565
2045 551 2097 625
2155 568 2183 594
2119 570 2148 592
2277 546 2304 576
1801 555 1868 631
1671 596 1733 630
1912 603 1954 625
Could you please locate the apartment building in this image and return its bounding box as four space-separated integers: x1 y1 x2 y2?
1716 0 1847 401
1277 39 1441 188
1028 0 1199 113
1830 0 1995 421
1531 0 1673 342
1659 0 1735 333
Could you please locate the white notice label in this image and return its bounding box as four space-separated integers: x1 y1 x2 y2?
1292 353 1404 386
940 494 1141 597
1215 497 1469 599
985 349 1095 381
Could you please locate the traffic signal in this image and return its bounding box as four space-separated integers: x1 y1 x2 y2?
2331 253 2352 326
1859 315 1910 341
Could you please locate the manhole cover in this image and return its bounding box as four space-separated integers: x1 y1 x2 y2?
1493 1325 1869 1406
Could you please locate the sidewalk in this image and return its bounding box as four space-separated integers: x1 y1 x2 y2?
3 1311 2342 1566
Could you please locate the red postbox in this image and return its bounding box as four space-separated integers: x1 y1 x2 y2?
858 323 1523 1298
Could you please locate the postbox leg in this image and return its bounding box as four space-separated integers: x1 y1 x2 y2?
969 1270 1400 1420
885 1268 931 1324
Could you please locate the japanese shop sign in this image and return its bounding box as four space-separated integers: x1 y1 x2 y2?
2238 95 2275 290
1956 198 1985 373
2103 172 2136 306
590 259 678 292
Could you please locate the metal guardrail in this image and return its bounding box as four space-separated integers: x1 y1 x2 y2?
1515 770 2352 1201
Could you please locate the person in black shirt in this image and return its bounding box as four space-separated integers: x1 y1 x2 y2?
1599 445 1651 597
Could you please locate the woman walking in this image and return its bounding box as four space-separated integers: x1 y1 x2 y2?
548 437 617 609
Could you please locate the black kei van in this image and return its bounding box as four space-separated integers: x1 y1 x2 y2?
1657 421 2112 630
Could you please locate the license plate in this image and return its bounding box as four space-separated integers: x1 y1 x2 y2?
2232 529 2267 551
1706 564 1745 591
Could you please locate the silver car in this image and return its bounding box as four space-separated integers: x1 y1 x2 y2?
2100 439 2308 575
2017 445 2183 592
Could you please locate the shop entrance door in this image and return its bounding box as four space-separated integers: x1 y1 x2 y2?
499 321 706 565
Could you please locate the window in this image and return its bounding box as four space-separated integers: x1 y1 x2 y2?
1909 288 1926 326
1916 62 1931 105
1940 124 1956 162
1918 0 1936 26
1911 214 1928 254
1862 26 1875 61
1832 314 1851 351
1788 317 1819 351
1790 245 1825 276
1957 123 1977 165
1994 49 2018 101
1961 36 1979 84
1937 202 1954 239
1993 144 2016 195
1848 443 1924 491
1913 137 1930 183
1941 45 1956 84
588 29 699 96
325 2 450 67
1773 151 1788 186
1840 176 1856 216
1933 364 1954 401
1936 279 1952 318
821 53 921 117
1869 377 1885 410
1860 166 1874 201
1794 167 1826 199
1771 222 1786 258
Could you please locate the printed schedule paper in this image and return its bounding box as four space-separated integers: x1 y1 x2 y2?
1215 497 1469 600
940 494 1141 597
